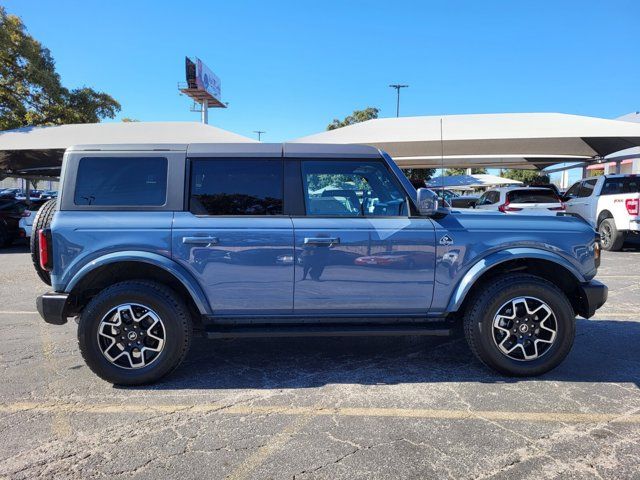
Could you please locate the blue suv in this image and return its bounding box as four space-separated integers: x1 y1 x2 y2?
35 143 607 385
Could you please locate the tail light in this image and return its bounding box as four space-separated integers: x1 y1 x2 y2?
625 198 639 215
548 203 566 211
498 200 522 213
38 229 53 271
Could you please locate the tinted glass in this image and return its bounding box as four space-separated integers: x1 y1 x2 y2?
602 177 640 195
565 182 581 198
190 159 283 216
578 179 597 198
302 161 407 216
74 157 167 206
507 189 559 203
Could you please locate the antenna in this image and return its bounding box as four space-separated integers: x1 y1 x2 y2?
440 117 445 195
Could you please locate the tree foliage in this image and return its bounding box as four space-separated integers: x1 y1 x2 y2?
501 169 550 185
0 7 120 130
327 107 379 130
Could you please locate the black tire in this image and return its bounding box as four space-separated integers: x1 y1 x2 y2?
30 199 57 285
598 218 625 251
78 281 192 385
0 221 12 248
463 274 575 377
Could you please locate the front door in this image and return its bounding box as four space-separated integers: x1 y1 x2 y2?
292 159 436 315
564 179 596 226
172 157 294 314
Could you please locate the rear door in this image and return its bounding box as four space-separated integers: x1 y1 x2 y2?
291 158 436 315
172 155 294 314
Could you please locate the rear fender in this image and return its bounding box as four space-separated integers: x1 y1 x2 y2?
63 251 212 315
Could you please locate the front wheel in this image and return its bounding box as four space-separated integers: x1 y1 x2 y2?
78 281 192 385
463 274 575 376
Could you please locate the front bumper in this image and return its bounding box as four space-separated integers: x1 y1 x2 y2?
36 292 69 325
576 280 608 319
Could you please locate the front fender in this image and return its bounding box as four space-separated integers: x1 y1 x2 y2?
447 248 586 312
63 251 212 315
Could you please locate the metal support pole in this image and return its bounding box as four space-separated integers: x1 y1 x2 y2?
615 160 621 174
201 99 209 124
581 165 588 179
389 84 409 117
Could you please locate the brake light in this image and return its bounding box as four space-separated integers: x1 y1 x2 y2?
548 203 566 211
498 200 522 213
625 198 639 215
38 229 52 271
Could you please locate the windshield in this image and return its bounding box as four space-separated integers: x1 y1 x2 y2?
507 189 559 204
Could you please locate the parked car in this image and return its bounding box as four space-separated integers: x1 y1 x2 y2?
0 188 23 199
0 198 28 247
35 143 606 385
563 174 640 251
473 187 565 215
434 189 479 209
18 200 48 239
40 190 58 200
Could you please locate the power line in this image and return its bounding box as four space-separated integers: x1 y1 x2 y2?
253 130 265 141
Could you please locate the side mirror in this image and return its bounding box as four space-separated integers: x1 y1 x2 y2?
416 188 439 216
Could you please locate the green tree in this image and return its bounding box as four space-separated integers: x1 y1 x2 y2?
402 168 436 187
327 107 379 130
0 7 120 130
122 117 139 122
445 167 487 176
501 169 550 185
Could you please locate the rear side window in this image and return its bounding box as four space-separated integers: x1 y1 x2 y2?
507 189 559 203
601 177 640 195
189 159 283 216
74 157 168 206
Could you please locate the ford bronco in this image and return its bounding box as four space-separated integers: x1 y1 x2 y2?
35 143 607 385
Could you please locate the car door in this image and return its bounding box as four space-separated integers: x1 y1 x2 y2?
172 155 295 315
565 179 596 225
292 158 436 315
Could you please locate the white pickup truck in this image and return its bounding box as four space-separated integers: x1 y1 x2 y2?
564 174 640 251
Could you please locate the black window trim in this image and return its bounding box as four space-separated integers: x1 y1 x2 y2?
186 157 286 217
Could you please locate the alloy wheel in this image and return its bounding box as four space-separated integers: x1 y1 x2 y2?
97 303 166 369
492 296 557 361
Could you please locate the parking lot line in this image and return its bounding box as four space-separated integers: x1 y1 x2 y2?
2 401 639 424
0 311 38 314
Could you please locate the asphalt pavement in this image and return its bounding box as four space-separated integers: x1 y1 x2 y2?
0 241 639 479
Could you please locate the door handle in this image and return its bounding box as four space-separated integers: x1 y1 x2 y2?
182 236 219 245
304 237 340 246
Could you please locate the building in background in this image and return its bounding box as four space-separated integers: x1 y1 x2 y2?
587 112 640 176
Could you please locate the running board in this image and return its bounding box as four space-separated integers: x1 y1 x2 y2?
204 323 453 339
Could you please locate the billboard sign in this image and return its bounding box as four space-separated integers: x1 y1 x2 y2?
186 57 221 103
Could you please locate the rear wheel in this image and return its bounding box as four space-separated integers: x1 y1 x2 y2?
78 281 192 385
598 218 625 251
30 198 57 285
464 274 575 376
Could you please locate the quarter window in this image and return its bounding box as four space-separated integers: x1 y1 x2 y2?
301 161 407 217
74 157 168 206
189 159 283 216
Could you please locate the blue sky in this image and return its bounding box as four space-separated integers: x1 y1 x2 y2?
3 0 639 188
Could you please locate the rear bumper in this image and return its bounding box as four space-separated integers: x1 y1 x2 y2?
576 280 608 319
36 292 69 325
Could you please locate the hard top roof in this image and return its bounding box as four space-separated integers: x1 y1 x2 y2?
67 143 382 158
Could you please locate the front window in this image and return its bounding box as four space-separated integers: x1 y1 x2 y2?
301 160 407 217
578 179 597 198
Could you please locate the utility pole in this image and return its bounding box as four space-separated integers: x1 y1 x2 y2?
253 130 265 141
389 84 409 117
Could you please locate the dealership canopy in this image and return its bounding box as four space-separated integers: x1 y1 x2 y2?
0 121 255 178
426 174 523 189
292 113 640 169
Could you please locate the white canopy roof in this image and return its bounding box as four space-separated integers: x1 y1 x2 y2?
426 174 523 189
0 121 255 176
293 113 640 169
